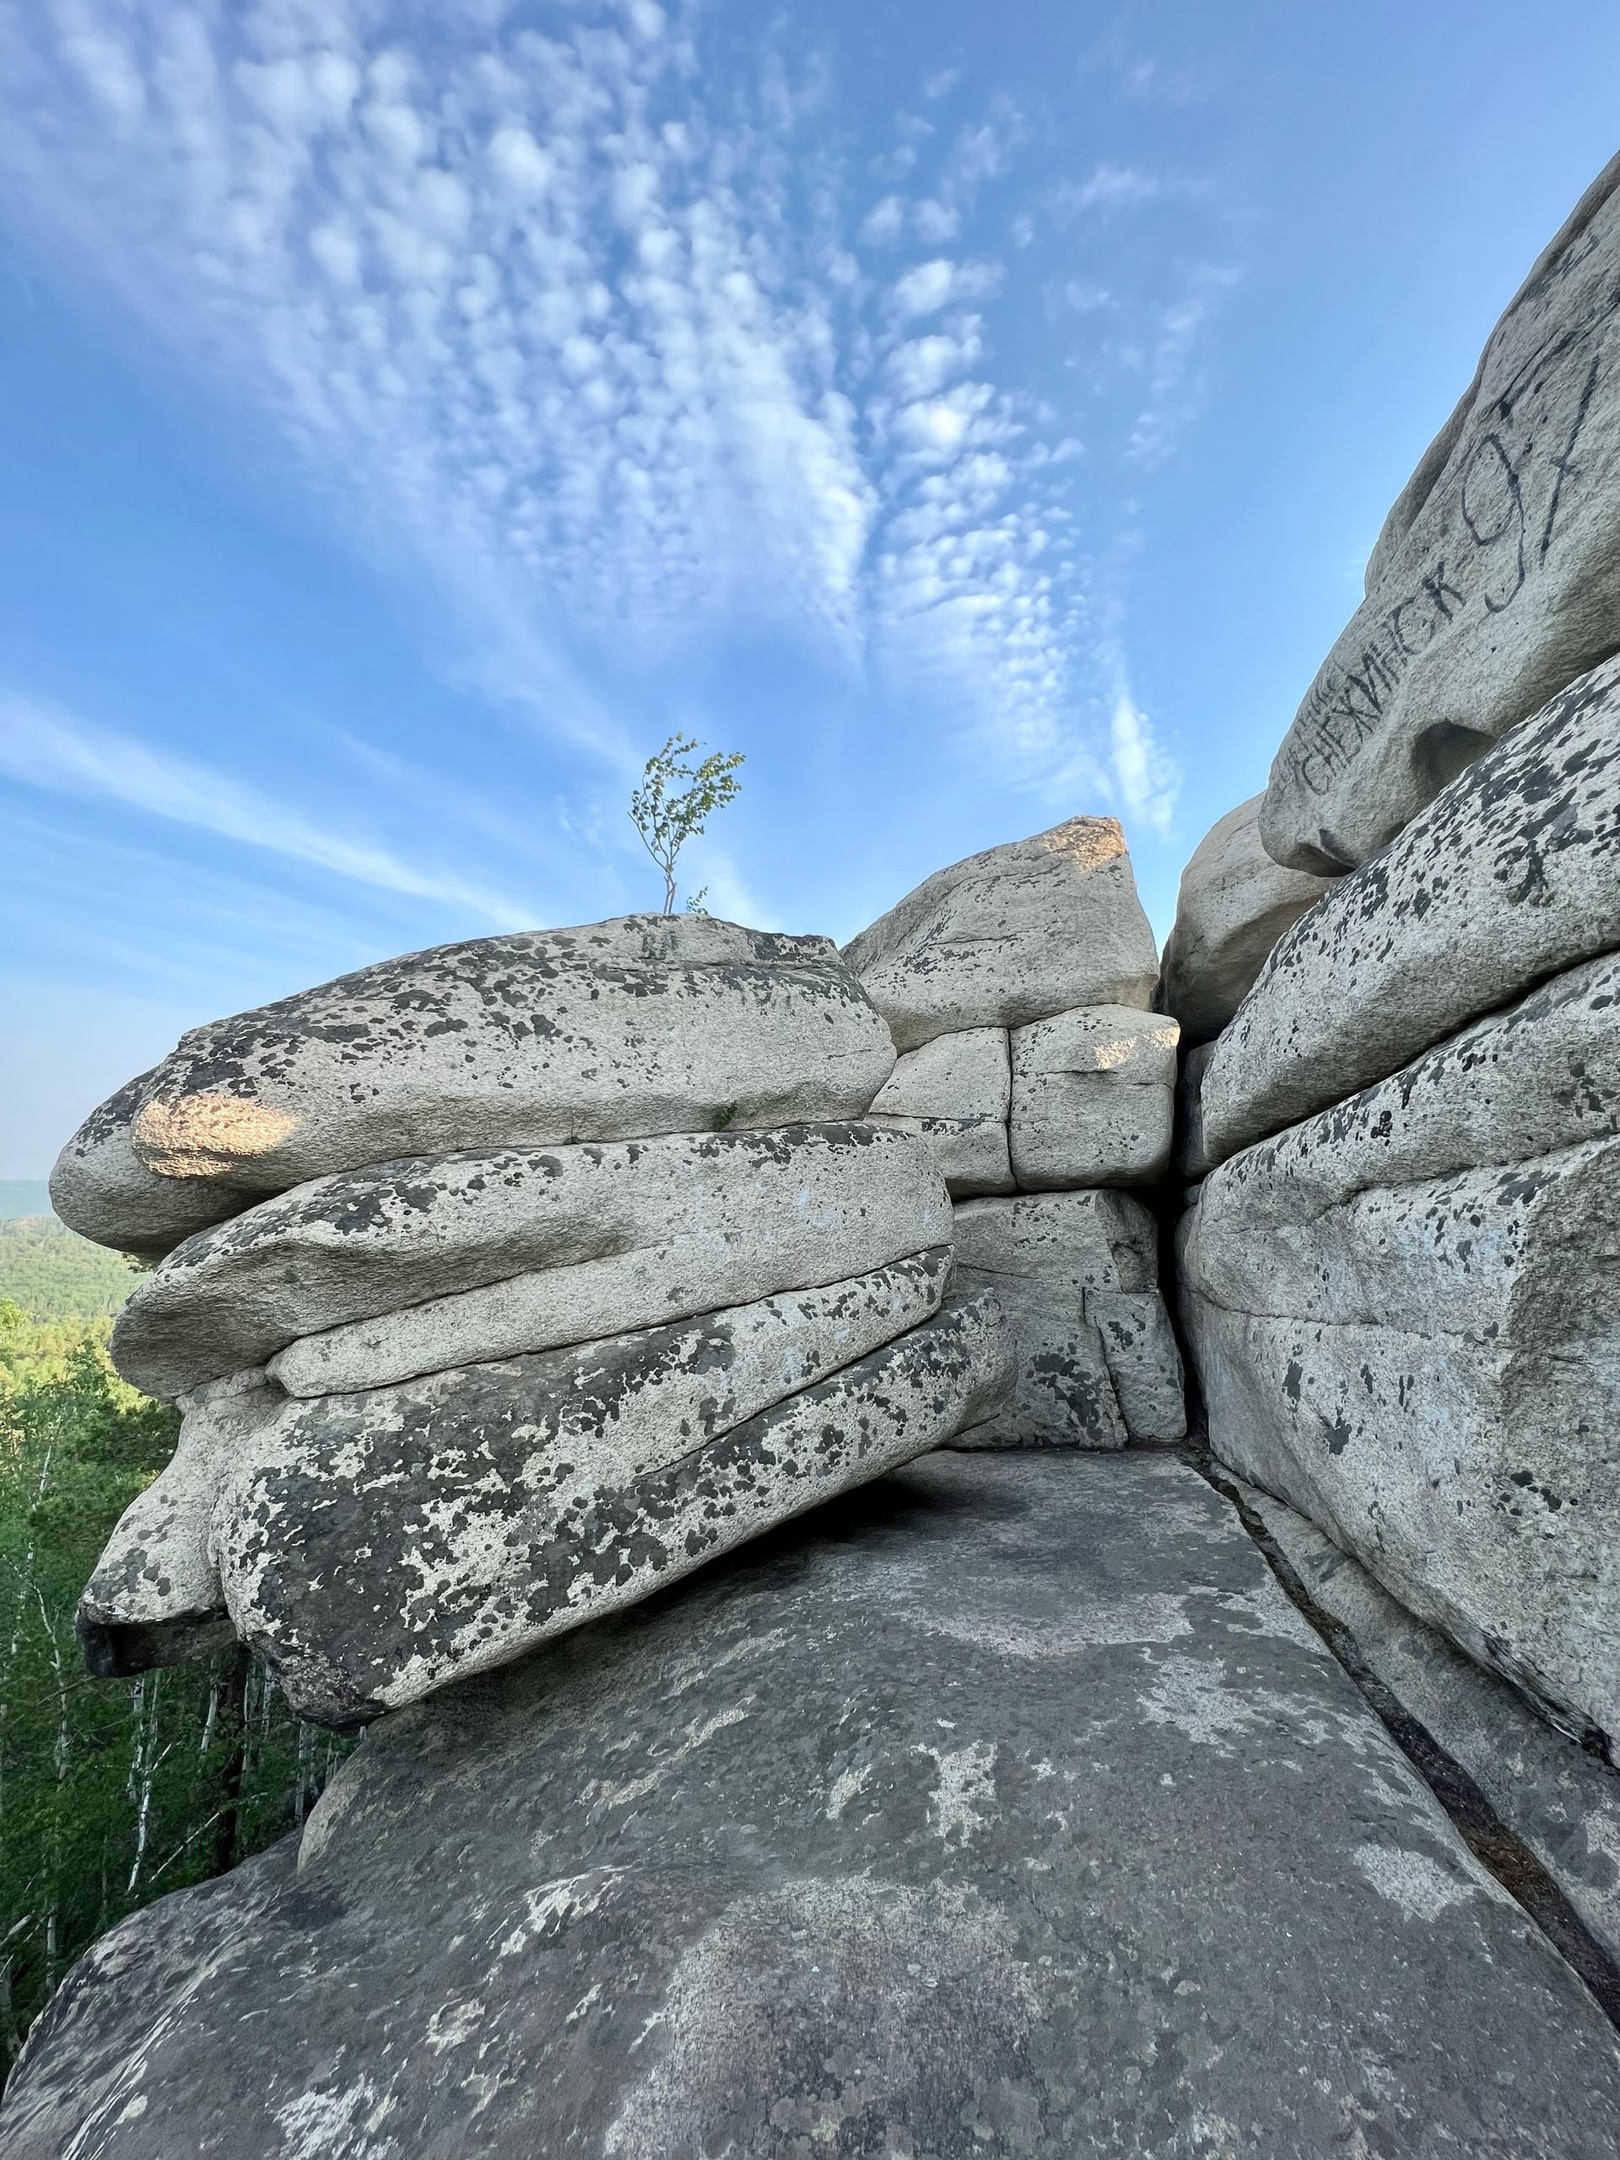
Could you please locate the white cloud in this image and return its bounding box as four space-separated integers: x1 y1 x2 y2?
1051 164 1164 220
1108 691 1180 835
0 695 537 925
1127 263 1242 466
859 194 906 245
889 256 998 320
0 2 1235 815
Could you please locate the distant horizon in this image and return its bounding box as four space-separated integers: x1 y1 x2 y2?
4 1 1619 1175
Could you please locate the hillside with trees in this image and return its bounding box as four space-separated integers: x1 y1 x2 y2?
0 1237 349 2054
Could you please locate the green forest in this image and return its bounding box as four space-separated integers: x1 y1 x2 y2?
0 1221 349 2057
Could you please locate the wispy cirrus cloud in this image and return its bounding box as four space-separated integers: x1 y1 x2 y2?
0 695 539 925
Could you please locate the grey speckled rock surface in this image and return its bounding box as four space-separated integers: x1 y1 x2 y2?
1007 1006 1178 1190
953 1191 1183 1445
1242 1479 1620 1967
13 1453 1620 2159
1174 1038 1217 1184
46 1071 250 1260
55 917 895 1251
866 1027 1014 1196
842 818 1159 1051
1182 951 1620 1745
1157 794 1336 1043
1263 152 1620 871
86 1274 1008 1726
1202 656 1620 1163
112 1123 949 1402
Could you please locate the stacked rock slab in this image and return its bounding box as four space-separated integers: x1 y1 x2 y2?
58 916 1014 1729
1262 148 1620 871
846 817 1185 1447
1182 661 1620 1750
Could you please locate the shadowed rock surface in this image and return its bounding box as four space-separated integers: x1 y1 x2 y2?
11 1452 1620 2159
85 1274 1005 1726
953 1190 1183 1446
1157 794 1336 1044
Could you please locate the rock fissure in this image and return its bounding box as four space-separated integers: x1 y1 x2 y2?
1192 1441 1620 2032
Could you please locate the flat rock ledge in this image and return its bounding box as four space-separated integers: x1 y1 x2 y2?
9 1453 1620 2160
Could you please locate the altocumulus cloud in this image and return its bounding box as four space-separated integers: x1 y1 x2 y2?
0 0 1234 805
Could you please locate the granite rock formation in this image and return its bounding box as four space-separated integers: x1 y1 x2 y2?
1157 793 1336 1045
846 822 1184 1449
1263 149 1620 872
14 157 1620 2160
1201 657 1620 1167
1182 947 1620 1743
1167 157 1620 1906
51 916 897 1256
71 925 1009 1729
865 1026 1013 1197
15 1456 1620 2160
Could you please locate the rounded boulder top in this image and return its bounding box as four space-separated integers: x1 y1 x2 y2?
841 816 1160 1052
51 915 898 1254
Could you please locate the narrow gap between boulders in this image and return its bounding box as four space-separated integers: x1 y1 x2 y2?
1181 1433 1620 2037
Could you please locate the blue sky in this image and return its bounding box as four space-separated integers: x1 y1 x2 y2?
2 1 1617 1176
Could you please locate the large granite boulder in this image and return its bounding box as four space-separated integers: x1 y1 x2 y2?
952 1190 1183 1445
111 1124 950 1402
1157 794 1336 1043
52 917 895 1254
1201 654 1620 1164
1007 1006 1178 1190
1182 947 1620 1747
841 817 1159 1051
865 1027 1014 1197
15 1454 1620 2159
1262 151 1620 872
82 1271 1007 1727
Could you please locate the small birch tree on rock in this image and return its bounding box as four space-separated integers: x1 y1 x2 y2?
629 735 745 916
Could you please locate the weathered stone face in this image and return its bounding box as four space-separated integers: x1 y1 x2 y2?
53 917 896 1253
866 1027 1014 1196
47 1070 250 1260
1262 152 1620 872
1242 1479 1620 1970
1182 950 1620 1747
952 1191 1184 1445
1007 1006 1178 1190
17 1455 1620 2160
83 1272 1011 1726
1201 656 1620 1165
841 817 1159 1051
1157 794 1336 1043
111 1123 950 1402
